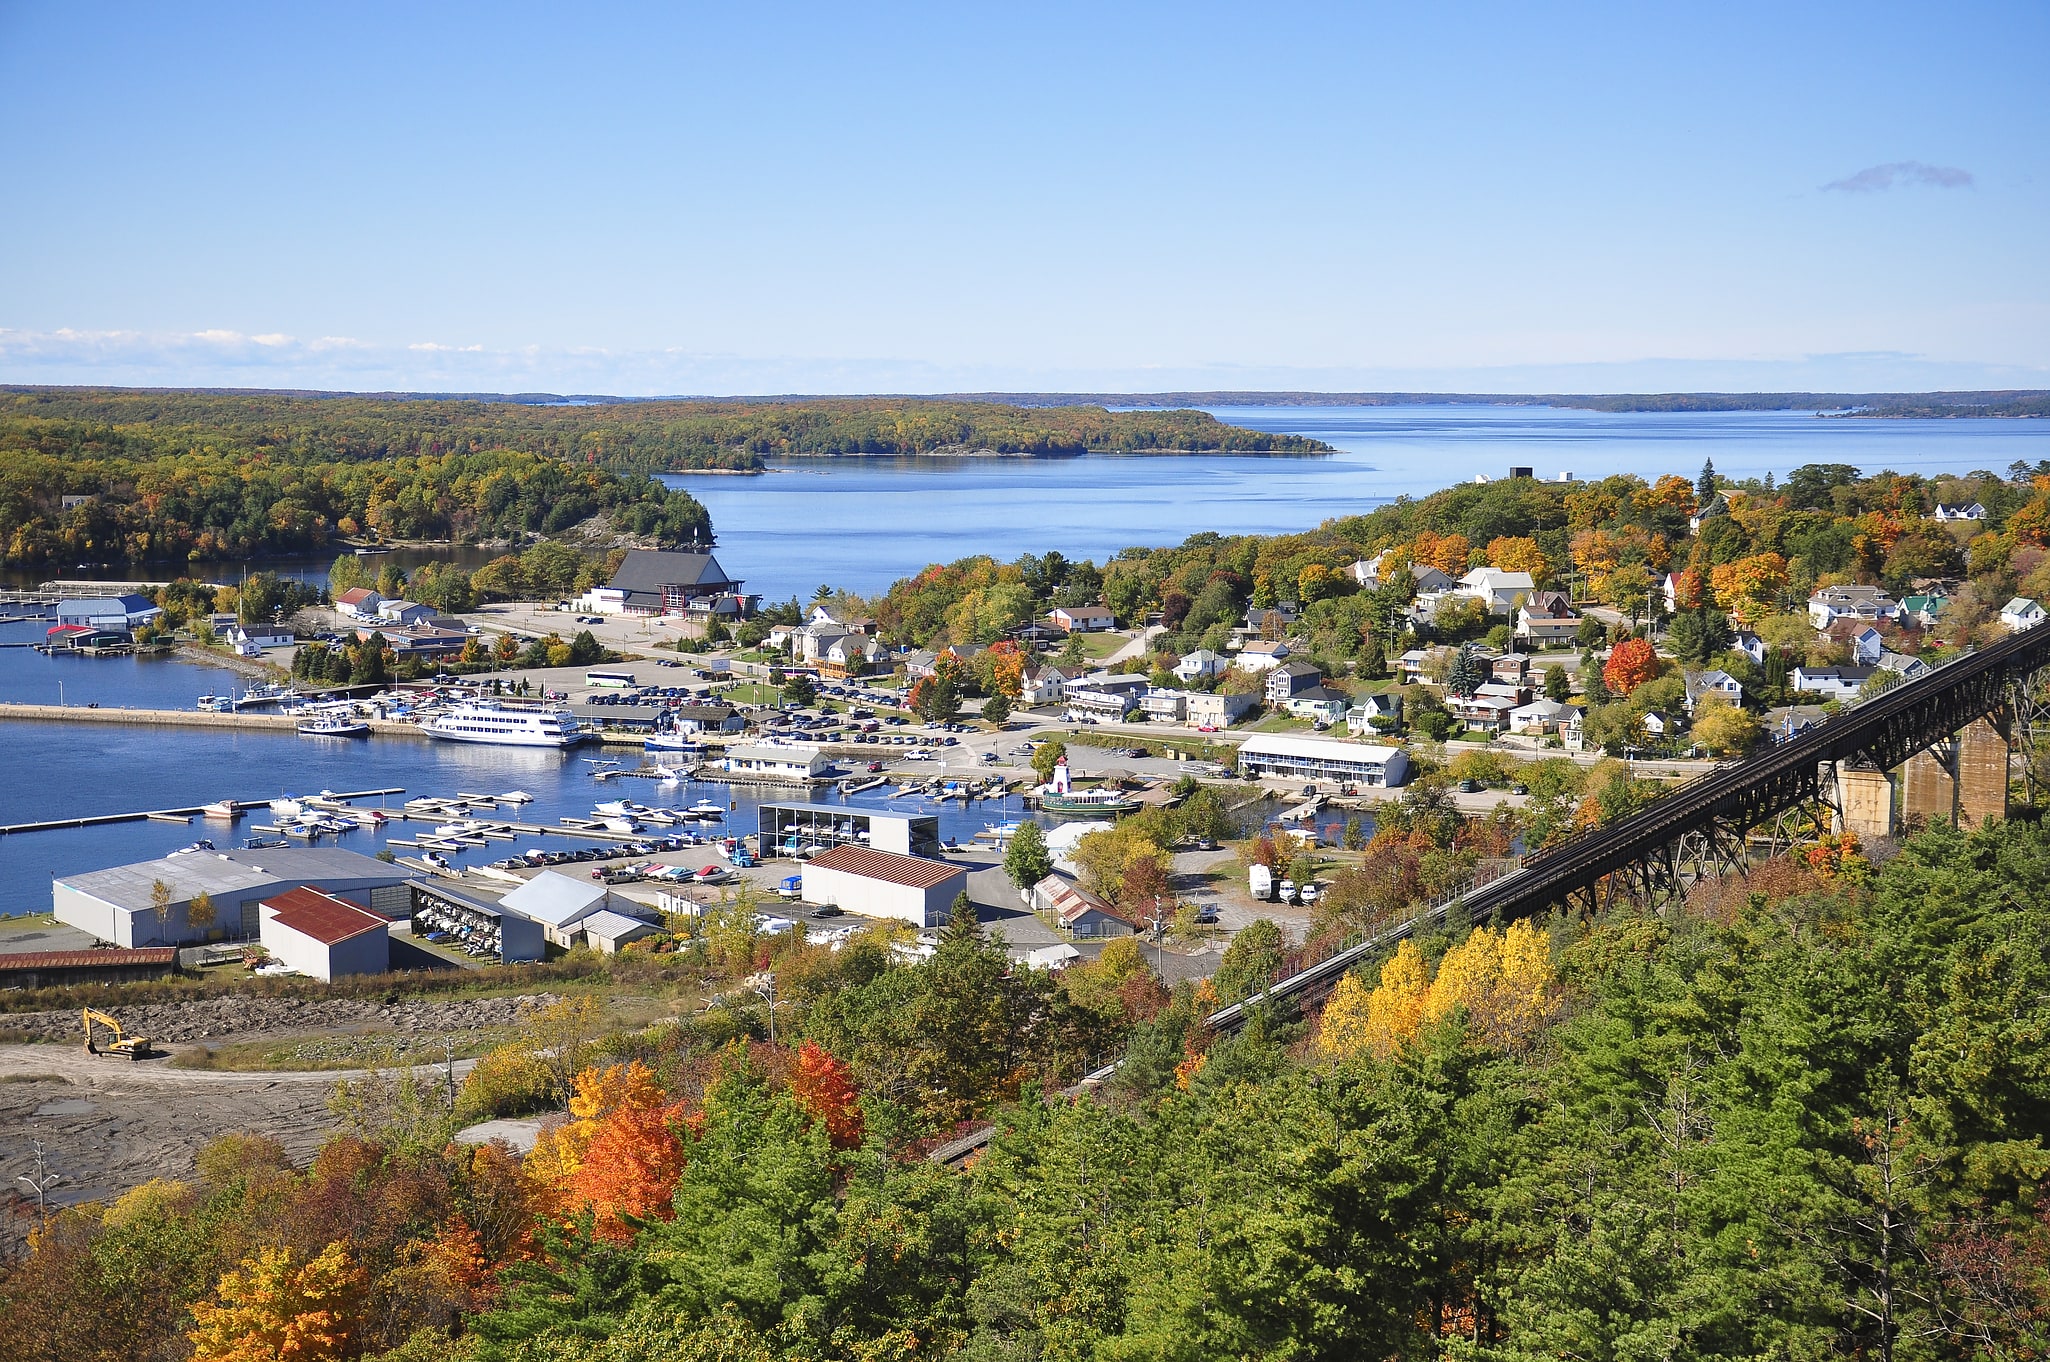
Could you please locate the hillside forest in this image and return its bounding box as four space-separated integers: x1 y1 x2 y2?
0 390 1327 569
3 812 2045 1362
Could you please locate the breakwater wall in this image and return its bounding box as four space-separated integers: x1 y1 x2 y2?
0 703 418 736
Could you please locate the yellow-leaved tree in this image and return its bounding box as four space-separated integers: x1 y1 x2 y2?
188 1242 362 1362
1318 920 1557 1059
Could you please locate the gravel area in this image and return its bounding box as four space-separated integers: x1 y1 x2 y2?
0 991 561 1046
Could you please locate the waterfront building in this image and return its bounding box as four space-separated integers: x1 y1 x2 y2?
756 801 941 858
579 549 750 621
54 847 414 948
725 743 829 781
56 593 162 631
500 870 631 949
1235 734 1411 787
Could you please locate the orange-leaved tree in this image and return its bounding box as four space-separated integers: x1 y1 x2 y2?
787 1041 866 1149
1409 530 1472 575
1603 637 1662 696
527 1060 691 1240
188 1242 363 1362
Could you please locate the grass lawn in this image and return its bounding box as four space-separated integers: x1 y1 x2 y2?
1245 713 1314 734
1075 631 1129 660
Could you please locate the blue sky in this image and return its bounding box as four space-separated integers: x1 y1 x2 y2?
1 2 2043 395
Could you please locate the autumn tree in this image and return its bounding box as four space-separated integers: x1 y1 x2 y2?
187 890 217 937
1603 637 1663 696
188 1242 363 1362
787 1042 865 1149
1690 694 1762 756
1485 536 1548 581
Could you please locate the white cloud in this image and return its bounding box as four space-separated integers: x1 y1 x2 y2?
1824 161 1974 193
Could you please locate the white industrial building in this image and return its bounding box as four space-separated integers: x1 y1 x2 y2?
1235 734 1412 788
801 845 968 927
499 871 630 949
258 886 390 981
757 802 942 858
579 909 660 954
53 847 414 948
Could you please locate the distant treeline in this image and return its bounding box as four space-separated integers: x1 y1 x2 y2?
0 389 1333 477
950 389 2050 417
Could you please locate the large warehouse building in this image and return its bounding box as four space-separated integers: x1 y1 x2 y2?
1235 734 1412 788
756 802 941 858
54 847 415 948
800 845 968 927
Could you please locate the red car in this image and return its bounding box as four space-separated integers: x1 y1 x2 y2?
1196 724 1220 733
867 760 885 772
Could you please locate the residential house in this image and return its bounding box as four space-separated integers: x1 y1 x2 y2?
1901 594 1948 628
1265 660 1323 704
1028 874 1136 939
1732 630 1767 666
1475 680 1528 706
1682 669 1744 714
1396 648 1435 684
334 587 383 620
1241 604 1299 640
1449 693 1518 733
1562 708 1586 750
817 633 880 678
229 622 294 653
1765 704 1831 740
1062 673 1149 723
1809 585 1902 629
1409 564 1456 595
1348 552 1388 588
1689 493 1729 534
1460 567 1537 615
1172 648 1227 682
1791 665 1877 701
2002 597 2046 631
1933 503 1987 522
1234 639 1292 673
1019 664 1073 707
1508 698 1580 735
1345 692 1403 735
1048 605 1115 633
1186 689 1259 728
1824 621 1885 665
1516 590 1581 646
1642 711 1671 737
1490 653 1532 685
672 703 745 735
1138 688 1186 723
1283 685 1351 727
1877 650 1930 681
901 649 941 680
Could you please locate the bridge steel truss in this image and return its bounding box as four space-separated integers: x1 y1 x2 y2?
1462 620 2050 923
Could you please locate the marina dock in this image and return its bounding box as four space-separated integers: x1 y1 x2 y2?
0 788 407 837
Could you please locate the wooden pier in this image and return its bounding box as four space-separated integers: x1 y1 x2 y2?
0 788 406 838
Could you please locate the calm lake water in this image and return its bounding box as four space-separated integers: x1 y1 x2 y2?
4 404 2047 916
663 405 2050 603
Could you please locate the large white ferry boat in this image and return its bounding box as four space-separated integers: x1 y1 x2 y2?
419 701 584 748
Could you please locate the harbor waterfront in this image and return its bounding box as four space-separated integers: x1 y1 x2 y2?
0 715 1056 921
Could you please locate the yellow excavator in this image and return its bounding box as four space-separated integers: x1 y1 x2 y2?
82 1008 155 1060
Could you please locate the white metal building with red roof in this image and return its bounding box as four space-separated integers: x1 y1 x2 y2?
259 886 390 981
800 845 969 927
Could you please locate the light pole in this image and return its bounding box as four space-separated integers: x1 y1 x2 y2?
56 680 64 708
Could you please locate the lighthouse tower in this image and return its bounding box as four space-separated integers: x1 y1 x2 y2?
1049 755 1072 796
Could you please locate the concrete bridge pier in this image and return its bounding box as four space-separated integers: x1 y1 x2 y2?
1833 762 1896 841
1901 718 2009 830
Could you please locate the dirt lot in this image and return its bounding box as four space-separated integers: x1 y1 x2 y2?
0 992 563 1228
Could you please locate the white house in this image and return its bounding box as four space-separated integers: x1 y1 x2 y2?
1233 639 1292 673
1732 631 1766 666
1186 689 1258 729
1283 685 1351 727
1460 567 1536 615
2001 597 2046 631
1348 552 1389 588
1791 665 1877 701
1346 692 1403 735
802 845 967 927
377 600 438 627
1681 669 1744 715
1933 503 1987 521
1063 673 1149 723
1508 698 1580 734
1139 687 1187 723
334 587 384 621
258 886 389 982
1809 586 1902 629
1049 605 1115 633
579 908 660 954
1172 649 1227 682
1028 874 1136 939
1020 665 1072 706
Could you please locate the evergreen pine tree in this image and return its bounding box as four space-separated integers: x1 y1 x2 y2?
1697 458 1717 507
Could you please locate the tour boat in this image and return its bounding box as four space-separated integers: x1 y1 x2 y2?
419 701 584 748
1036 788 1141 816
298 716 370 738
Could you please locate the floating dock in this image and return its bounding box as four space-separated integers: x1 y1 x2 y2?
0 788 406 838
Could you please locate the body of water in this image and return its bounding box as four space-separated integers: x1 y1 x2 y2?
664 405 2050 602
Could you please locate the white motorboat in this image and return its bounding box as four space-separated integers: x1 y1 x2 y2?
200 800 240 820
298 716 370 737
498 790 535 803
689 799 726 817
270 797 305 819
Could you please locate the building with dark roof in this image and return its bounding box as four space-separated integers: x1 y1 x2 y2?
582 549 750 619
0 948 178 989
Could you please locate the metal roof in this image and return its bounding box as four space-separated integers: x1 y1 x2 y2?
500 870 609 926
0 948 176 972
262 887 386 946
806 845 964 890
59 846 409 914
581 909 656 940
1237 734 1403 763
